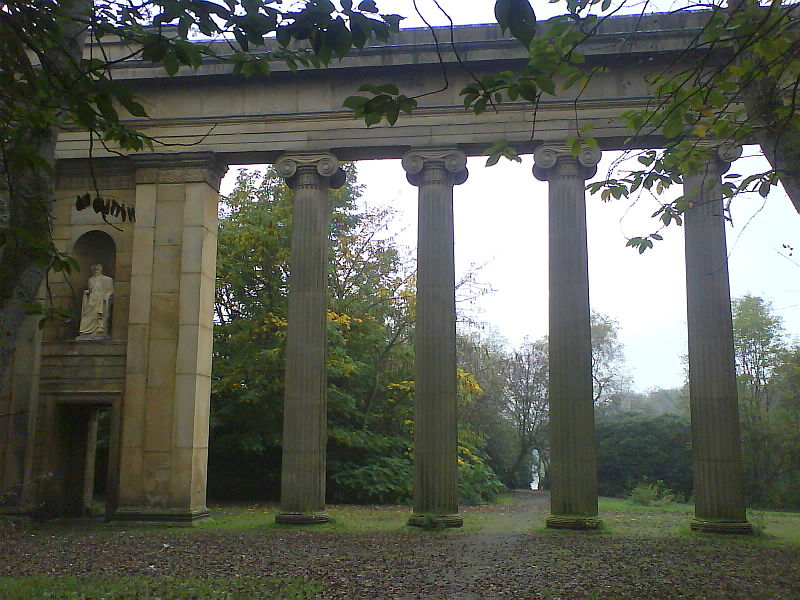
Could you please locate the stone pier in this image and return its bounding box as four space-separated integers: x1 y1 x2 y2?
115 152 226 522
683 144 751 534
275 153 345 525
402 149 468 528
534 145 603 530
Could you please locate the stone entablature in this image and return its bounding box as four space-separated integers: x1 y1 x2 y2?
56 12 724 162
86 12 714 78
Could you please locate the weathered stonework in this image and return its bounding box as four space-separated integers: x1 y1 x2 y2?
403 149 467 528
534 144 603 531
275 153 345 525
683 143 751 535
113 152 226 523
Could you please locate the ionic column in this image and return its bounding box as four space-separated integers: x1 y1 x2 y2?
533 144 602 530
683 143 751 534
275 153 345 525
402 149 468 528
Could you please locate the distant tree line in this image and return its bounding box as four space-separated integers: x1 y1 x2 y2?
590 295 800 509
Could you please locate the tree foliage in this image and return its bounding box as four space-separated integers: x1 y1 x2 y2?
595 413 693 500
595 295 799 508
456 311 628 490
732 294 800 508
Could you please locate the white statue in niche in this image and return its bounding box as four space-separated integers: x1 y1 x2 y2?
76 264 114 340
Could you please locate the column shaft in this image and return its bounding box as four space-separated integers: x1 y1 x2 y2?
403 149 467 528
276 154 344 524
684 149 750 534
534 145 602 530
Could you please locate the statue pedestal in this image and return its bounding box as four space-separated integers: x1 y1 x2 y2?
75 334 111 342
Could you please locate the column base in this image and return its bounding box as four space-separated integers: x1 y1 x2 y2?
111 507 210 524
691 518 752 534
546 515 603 530
275 512 330 525
408 513 463 528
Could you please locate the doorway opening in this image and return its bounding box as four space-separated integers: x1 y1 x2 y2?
50 400 118 519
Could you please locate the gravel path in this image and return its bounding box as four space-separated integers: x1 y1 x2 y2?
1 492 798 599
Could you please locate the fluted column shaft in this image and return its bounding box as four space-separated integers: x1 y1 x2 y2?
683 144 751 534
402 149 468 528
275 153 345 524
534 145 602 530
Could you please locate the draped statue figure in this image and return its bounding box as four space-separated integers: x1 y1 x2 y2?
77 264 114 339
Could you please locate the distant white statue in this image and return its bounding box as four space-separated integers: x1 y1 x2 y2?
77 264 114 339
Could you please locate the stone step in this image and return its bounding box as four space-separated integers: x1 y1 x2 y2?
40 354 126 371
40 365 127 381
41 340 127 357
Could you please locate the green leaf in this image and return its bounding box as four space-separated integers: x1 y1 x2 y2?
343 95 369 110
75 193 91 211
276 26 291 48
358 0 379 13
662 116 683 139
378 83 399 95
330 18 353 58
495 0 537 47
162 51 180 76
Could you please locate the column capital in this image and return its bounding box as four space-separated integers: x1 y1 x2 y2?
694 141 743 173
132 152 228 190
401 148 468 187
532 144 601 182
275 152 346 189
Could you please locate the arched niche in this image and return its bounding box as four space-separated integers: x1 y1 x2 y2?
71 230 116 335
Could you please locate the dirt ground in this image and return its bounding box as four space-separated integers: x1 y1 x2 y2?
1 491 798 599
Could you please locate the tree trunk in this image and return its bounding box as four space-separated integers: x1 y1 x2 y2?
0 2 88 400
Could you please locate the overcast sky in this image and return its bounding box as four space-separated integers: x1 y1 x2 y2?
222 1 800 392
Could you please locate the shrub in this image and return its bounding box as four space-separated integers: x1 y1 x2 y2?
458 446 506 505
596 414 693 499
328 456 412 504
628 480 682 507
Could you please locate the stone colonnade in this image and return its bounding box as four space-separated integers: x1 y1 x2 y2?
9 143 749 531
274 144 749 533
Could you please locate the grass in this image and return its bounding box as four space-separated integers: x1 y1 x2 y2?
0 576 322 599
193 491 529 535
195 502 413 533
188 495 800 544
598 497 800 545
8 494 800 545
